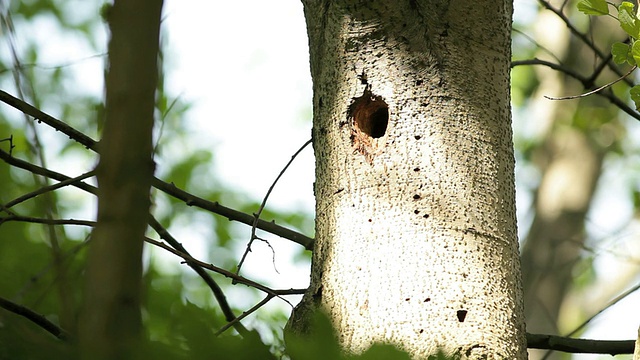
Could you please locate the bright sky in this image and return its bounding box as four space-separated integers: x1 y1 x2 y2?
163 0 314 208
160 0 315 323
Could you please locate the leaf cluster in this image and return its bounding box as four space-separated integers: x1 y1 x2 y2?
285 312 456 360
578 0 640 107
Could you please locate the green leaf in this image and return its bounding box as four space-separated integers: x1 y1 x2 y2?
354 344 412 360
630 85 640 110
285 312 344 360
577 0 609 15
631 40 640 65
620 1 635 14
619 3 640 38
612 42 633 64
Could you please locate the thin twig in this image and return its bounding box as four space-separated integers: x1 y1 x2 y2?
0 90 97 150
512 59 640 121
512 27 563 64
0 53 107 75
0 215 95 227
0 143 313 249
568 282 640 337
152 179 314 250
0 148 97 194
0 89 314 247
0 147 307 288
0 147 301 334
545 66 637 100
3 170 95 209
527 333 633 355
144 237 292 306
537 0 633 86
541 282 640 359
148 216 250 336
0 134 14 154
237 138 313 274
214 294 276 336
12 235 90 305
512 58 585 80
1 7 75 330
0 295 70 340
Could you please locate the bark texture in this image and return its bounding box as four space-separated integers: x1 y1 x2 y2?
79 1 163 358
289 0 526 358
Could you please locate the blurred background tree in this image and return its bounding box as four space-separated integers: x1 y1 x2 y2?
0 0 639 359
512 1 640 359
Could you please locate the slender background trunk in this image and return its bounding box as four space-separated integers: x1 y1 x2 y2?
78 1 163 359
289 1 526 358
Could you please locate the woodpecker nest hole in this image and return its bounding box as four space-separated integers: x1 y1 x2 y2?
348 89 389 162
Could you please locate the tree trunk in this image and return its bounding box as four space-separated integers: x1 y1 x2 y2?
289 0 527 358
519 6 622 359
78 1 163 359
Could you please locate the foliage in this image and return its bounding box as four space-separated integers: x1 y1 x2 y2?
285 312 459 360
577 0 640 108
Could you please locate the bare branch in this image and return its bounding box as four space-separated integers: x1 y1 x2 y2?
0 148 312 249
0 295 70 340
144 237 292 303
3 170 95 209
0 92 314 248
0 145 309 313
0 89 97 150
512 27 563 64
566 282 640 338
511 58 586 81
148 216 250 336
0 148 97 194
215 294 275 336
512 59 640 121
238 138 313 273
527 333 633 355
537 0 633 86
152 179 314 250
0 214 95 227
545 66 636 100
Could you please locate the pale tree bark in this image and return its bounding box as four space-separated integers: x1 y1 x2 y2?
289 0 526 358
78 1 163 359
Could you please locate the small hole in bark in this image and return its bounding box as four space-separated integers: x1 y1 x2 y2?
424 298 431 302
419 329 424 334
414 209 420 214
414 135 421 140
413 167 420 172
313 286 323 300
348 89 389 139
423 214 430 219
457 310 467 322
405 298 410 301
413 194 421 200
368 218 372 222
